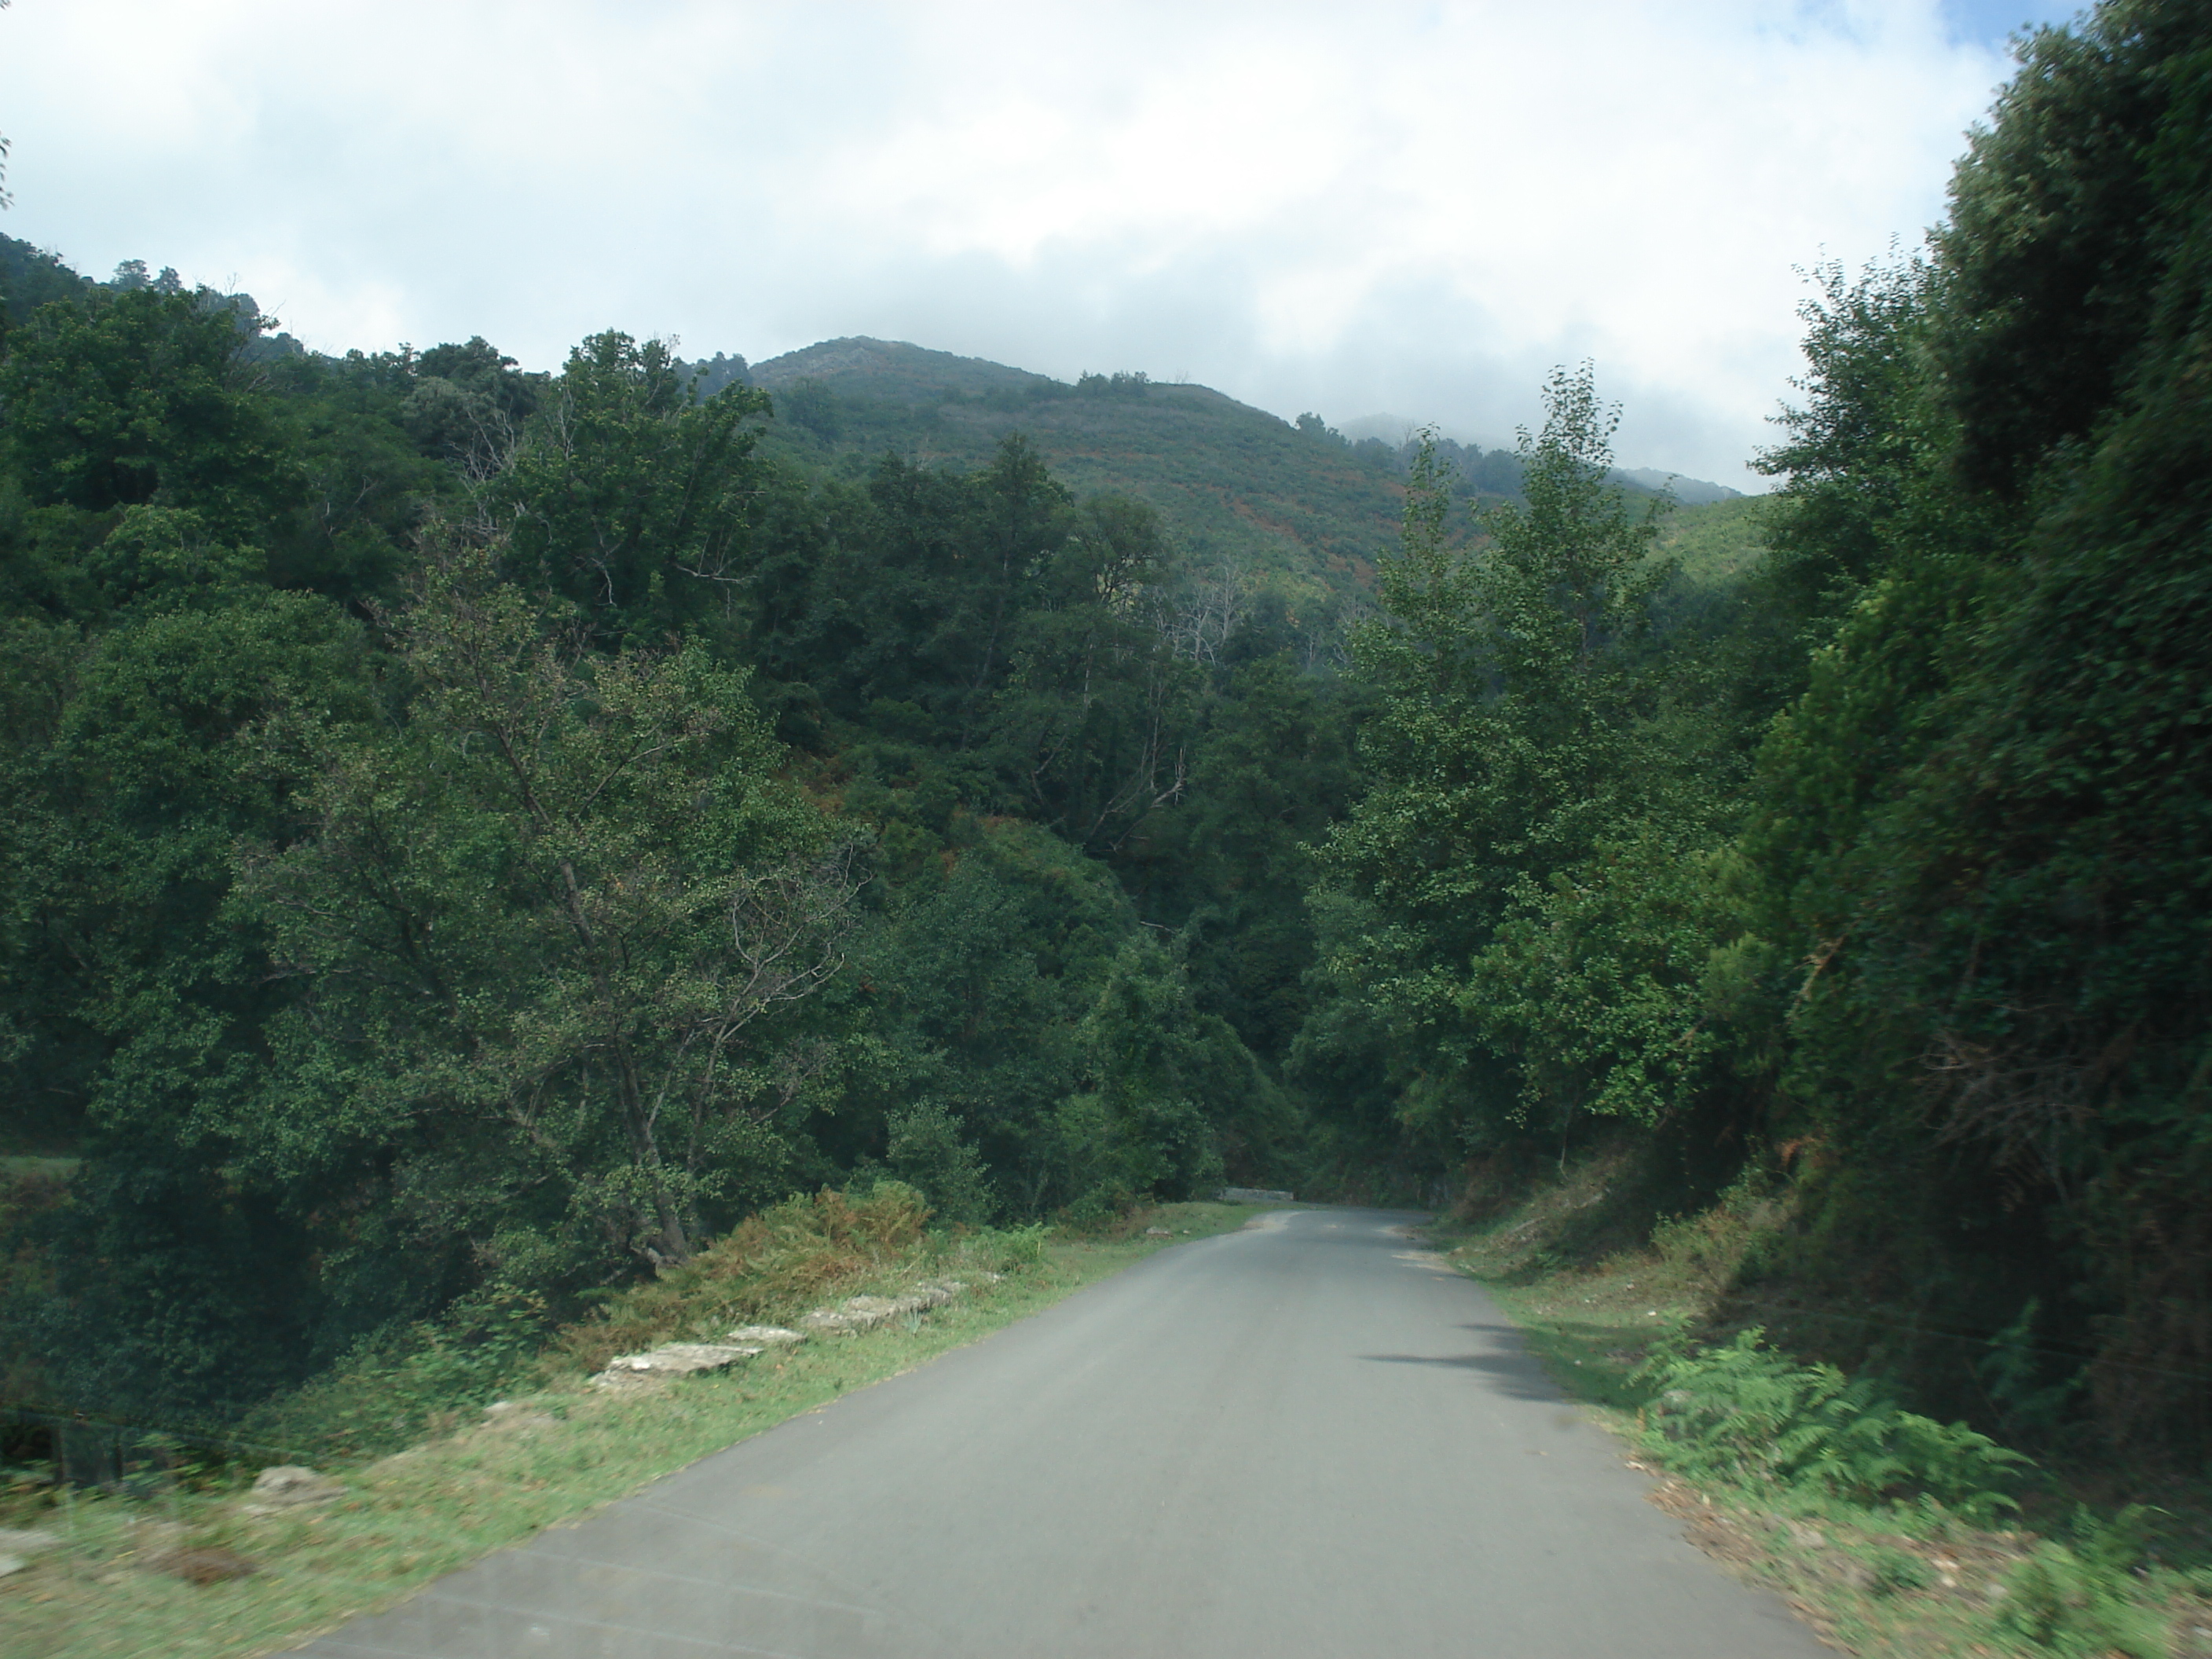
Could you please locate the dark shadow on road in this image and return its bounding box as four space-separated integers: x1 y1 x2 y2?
1357 1350 1562 1402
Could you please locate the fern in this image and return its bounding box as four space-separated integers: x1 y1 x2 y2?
1634 1328 2030 1518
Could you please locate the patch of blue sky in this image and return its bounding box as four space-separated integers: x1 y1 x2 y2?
1938 0 2086 49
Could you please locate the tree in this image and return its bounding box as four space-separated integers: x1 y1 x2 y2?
1313 366 1703 1149
0 285 294 541
0 533 378 1419
488 331 771 646
1738 0 2212 1444
236 540 854 1285
991 492 1197 853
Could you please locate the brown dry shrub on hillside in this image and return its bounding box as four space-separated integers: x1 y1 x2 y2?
549 1184 934 1375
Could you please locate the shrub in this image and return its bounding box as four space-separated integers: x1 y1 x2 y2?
1635 1328 2030 1519
884 1104 997 1225
551 1182 933 1372
1987 1507 2166 1657
236 1289 549 1465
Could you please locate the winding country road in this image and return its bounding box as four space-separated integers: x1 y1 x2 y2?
292 1208 1828 1657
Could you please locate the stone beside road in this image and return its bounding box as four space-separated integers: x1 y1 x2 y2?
591 1342 766 1388
591 1284 976 1388
0 1525 60 1578
727 1324 806 1346
241 1464 347 1514
800 1282 967 1335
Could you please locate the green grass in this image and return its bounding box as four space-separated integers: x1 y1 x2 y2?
0 1199 1269 1659
1432 1153 2212 1657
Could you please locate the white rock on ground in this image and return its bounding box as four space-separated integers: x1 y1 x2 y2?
242 1464 346 1513
727 1325 805 1346
480 1400 562 1432
592 1284 976 1384
800 1282 967 1335
591 1342 764 1389
0 1527 59 1577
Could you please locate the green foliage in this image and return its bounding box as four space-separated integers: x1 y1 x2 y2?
1976 1300 2086 1443
488 330 770 646
548 1179 943 1376
881 1103 996 1225
0 233 94 323
1128 645 1364 1095
1292 0 2212 1466
1732 0 2212 1449
0 284 292 540
1988 1507 2169 1658
236 539 845 1284
0 262 1303 1440
1310 366 1751 1158
1076 370 1151 399
236 1290 551 1465
1635 1329 2030 1519
11 0 2210 1483
819 818 1248 1221
1468 837 1767 1125
1932 0 2209 497
749 337 1405 628
1862 1545 1934 1598
236 1177 1025 1468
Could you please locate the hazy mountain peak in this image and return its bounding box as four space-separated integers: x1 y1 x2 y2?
749 337 1055 399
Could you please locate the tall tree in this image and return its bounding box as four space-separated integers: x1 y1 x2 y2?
237 540 854 1284
489 331 771 647
1313 366 1713 1151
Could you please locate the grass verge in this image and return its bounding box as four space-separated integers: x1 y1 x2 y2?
1433 1152 2212 1658
0 1194 1265 1659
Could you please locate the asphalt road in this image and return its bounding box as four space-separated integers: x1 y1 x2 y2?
293 1208 1829 1658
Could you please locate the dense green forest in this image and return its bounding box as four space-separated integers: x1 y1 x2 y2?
2 0 2207 1478
690 334 1738 655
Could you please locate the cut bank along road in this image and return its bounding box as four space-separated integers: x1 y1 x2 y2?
293 1210 1828 1658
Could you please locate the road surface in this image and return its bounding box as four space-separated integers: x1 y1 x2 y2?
292 1208 1829 1657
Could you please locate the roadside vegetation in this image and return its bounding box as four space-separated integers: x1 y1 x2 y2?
0 1191 1266 1659
1 5 2208 1651
1440 1151 2212 1657
1303 0 2212 1518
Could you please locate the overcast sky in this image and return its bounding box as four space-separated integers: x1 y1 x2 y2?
1 0 2079 486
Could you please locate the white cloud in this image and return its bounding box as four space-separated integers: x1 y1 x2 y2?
0 0 2045 484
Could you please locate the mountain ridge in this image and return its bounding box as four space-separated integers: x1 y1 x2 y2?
707 335 1751 608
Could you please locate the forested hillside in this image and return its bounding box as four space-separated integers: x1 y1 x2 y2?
718 334 1745 652
1308 0 2212 1463
1 0 2205 1483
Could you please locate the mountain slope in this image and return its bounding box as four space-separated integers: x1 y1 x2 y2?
745 339 1405 609
732 337 1756 613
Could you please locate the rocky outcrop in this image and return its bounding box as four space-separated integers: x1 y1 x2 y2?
727 1324 805 1346
591 1342 765 1389
241 1464 346 1514
800 1282 966 1335
591 1282 980 1386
